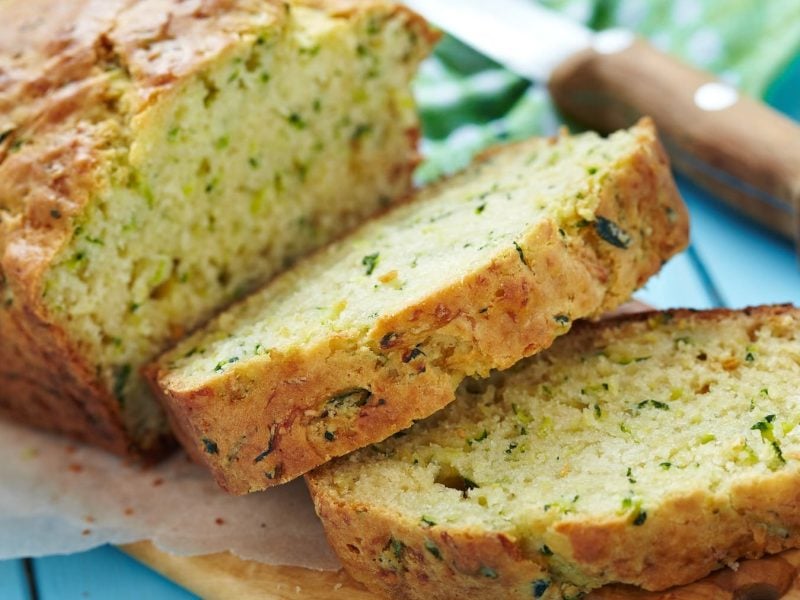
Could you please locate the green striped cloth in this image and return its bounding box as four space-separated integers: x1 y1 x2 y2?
415 0 800 182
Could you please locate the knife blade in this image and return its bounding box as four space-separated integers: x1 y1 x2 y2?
403 0 593 82
404 0 800 246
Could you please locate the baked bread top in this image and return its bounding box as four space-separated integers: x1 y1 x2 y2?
0 0 435 454
150 119 688 493
1 0 282 259
307 305 800 599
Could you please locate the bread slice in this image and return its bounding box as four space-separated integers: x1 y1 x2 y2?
150 119 688 493
307 305 800 599
0 0 435 456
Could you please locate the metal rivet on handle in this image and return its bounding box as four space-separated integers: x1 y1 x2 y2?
592 29 635 55
694 82 739 111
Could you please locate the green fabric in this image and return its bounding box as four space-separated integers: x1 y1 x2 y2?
415 0 800 182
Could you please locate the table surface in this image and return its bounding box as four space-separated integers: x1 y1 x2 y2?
4 53 799 600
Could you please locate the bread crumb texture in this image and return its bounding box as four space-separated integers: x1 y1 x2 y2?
153 119 688 493
0 0 434 454
308 305 800 599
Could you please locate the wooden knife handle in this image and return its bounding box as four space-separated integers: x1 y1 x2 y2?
549 34 800 241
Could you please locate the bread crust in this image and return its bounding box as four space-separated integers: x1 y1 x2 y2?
306 479 555 600
150 119 689 493
306 304 800 599
0 0 431 455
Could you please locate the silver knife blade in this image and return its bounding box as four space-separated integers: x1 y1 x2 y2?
403 0 595 82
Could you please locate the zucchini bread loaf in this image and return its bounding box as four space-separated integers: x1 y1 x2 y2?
150 119 689 493
307 305 800 599
0 0 435 455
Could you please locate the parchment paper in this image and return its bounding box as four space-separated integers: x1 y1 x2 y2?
0 419 340 570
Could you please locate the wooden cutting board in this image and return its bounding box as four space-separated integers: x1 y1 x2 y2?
123 541 800 599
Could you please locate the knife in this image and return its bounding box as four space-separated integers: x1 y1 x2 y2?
404 0 800 244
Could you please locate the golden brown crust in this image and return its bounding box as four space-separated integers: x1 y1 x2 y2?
306 475 553 600
0 100 138 453
0 0 429 455
0 0 284 119
307 461 800 599
306 305 800 599
150 119 689 493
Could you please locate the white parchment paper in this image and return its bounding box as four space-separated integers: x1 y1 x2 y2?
0 419 340 569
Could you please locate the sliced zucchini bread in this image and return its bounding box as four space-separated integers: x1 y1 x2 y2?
307 305 800 599
150 119 689 493
0 0 435 456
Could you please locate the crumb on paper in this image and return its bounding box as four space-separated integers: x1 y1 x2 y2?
84 515 95 524
21 447 39 460
82 529 91 536
68 463 83 473
123 507 134 516
215 517 225 525
152 477 164 487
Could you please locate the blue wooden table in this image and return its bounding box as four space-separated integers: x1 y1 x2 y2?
3 56 798 600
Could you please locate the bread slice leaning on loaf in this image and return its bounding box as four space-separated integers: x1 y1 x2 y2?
149 119 689 493
307 305 800 599
0 0 435 456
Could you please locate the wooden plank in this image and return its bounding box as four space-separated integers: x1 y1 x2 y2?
0 559 29 600
635 248 716 309
33 546 196 600
679 177 799 308
640 174 799 313
124 542 800 600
